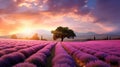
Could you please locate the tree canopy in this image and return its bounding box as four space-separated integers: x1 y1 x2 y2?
11 34 17 39
30 33 40 40
51 26 76 41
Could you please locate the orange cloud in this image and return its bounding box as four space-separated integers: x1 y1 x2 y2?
0 20 21 35
0 10 115 36
17 0 40 8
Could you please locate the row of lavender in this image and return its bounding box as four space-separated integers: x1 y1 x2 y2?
52 43 76 67
13 43 55 67
0 39 56 67
2 41 76 67
0 39 119 67
72 41 120 66
0 39 47 57
63 40 120 67
77 40 120 57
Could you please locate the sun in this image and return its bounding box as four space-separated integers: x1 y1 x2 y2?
18 27 34 36
22 28 32 34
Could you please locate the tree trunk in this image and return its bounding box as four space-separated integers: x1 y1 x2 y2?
61 37 64 42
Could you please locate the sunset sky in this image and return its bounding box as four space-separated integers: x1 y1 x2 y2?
0 0 120 36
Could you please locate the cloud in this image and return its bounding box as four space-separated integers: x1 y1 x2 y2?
0 0 91 15
93 0 120 29
0 17 22 35
47 0 86 12
0 0 119 35
0 11 111 35
0 0 18 13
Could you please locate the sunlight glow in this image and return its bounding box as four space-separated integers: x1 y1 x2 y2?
18 0 38 8
13 0 17 2
21 27 33 35
18 3 31 8
25 0 37 2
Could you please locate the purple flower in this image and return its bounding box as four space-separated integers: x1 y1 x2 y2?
94 52 109 61
0 52 25 66
25 53 46 67
15 46 27 50
13 62 37 67
52 43 76 67
105 55 120 66
52 55 73 63
3 48 17 54
0 58 10 67
19 48 35 58
79 54 98 64
0 51 5 57
86 60 110 67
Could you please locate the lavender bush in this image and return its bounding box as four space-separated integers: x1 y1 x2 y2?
86 60 110 67
13 62 37 67
94 52 109 61
105 55 120 66
0 52 25 67
52 43 76 67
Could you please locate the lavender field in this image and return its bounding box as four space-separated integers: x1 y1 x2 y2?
0 39 119 67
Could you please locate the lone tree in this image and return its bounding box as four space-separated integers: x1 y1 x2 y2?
51 26 76 41
31 33 40 40
11 34 17 39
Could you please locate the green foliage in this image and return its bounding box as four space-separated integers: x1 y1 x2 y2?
31 33 40 40
51 26 76 41
11 34 17 39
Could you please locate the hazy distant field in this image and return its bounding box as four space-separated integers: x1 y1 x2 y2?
0 39 119 67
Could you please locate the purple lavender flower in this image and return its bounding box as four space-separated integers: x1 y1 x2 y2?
25 53 46 67
94 52 109 61
0 52 25 66
105 55 120 66
0 51 5 57
78 54 98 65
13 62 37 67
52 43 76 67
86 60 110 67
3 48 17 54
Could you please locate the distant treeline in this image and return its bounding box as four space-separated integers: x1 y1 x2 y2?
84 35 120 41
11 33 47 41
